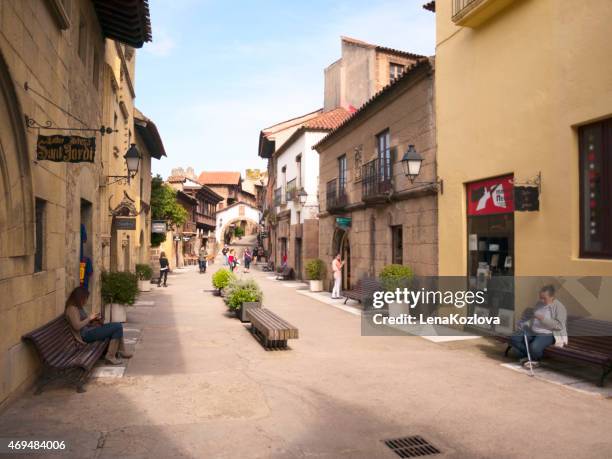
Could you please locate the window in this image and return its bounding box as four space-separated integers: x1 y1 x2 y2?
390 63 405 83
377 129 392 181
35 199 46 272
580 117 612 258
296 154 302 189
391 225 403 265
338 155 347 196
77 14 87 62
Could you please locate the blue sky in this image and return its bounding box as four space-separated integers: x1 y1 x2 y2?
135 0 435 179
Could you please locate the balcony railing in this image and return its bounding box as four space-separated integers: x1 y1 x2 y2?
452 0 512 26
286 178 297 201
326 178 348 212
274 187 282 207
362 156 393 201
182 221 197 234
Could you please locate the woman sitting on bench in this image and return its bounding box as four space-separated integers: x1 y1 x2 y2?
510 285 568 370
64 286 132 365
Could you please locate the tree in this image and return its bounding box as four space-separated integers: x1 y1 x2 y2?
150 175 188 246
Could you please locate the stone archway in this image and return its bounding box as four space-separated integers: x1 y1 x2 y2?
332 227 351 290
0 50 34 259
220 216 259 244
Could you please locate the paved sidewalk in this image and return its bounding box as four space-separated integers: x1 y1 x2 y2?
1 266 612 458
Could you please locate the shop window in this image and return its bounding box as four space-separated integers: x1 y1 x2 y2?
35 198 46 272
580 118 612 258
391 225 403 265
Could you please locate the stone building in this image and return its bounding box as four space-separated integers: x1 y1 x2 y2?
0 0 151 407
258 36 426 275
315 59 437 291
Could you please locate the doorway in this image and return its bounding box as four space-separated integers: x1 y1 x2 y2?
332 228 351 290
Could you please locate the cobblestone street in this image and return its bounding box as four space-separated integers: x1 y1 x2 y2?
1 263 612 458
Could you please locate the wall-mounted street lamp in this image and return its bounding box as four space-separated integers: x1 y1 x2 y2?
401 144 443 194
297 188 308 206
106 143 141 185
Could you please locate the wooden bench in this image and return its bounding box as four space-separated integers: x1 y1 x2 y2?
22 316 109 394
275 266 293 280
247 308 299 349
499 316 612 387
344 278 381 305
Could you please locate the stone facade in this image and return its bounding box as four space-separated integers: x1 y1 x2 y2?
0 0 153 407
316 60 438 290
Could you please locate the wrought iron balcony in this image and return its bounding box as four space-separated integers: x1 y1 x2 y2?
326 179 348 213
286 178 297 202
362 157 393 202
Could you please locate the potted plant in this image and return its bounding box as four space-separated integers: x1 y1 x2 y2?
379 264 414 318
305 259 326 292
225 278 263 322
101 271 139 323
212 268 235 296
135 264 153 292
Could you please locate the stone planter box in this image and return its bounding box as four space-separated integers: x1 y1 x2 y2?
104 303 127 323
238 301 262 323
138 280 152 292
309 280 323 292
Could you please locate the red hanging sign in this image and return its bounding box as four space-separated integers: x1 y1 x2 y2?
467 175 514 216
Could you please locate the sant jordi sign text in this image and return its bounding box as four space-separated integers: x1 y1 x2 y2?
36 135 96 163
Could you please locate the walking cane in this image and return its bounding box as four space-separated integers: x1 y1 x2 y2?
523 329 535 377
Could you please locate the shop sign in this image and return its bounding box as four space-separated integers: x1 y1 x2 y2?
114 217 136 230
152 220 167 234
36 135 96 163
173 236 181 241
336 217 352 228
467 176 514 216
514 186 540 212
182 236 191 242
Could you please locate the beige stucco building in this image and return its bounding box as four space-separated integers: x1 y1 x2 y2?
0 0 152 407
432 0 612 319
316 59 437 290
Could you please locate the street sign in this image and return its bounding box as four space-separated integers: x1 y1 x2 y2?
514 186 539 211
36 135 96 163
114 217 136 230
152 220 167 234
336 217 352 228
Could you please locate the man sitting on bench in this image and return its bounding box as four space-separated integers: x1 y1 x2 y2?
510 285 568 370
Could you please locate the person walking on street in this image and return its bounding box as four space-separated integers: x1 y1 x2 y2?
158 251 169 287
222 246 229 266
244 248 252 273
228 249 236 272
331 254 344 299
198 245 208 274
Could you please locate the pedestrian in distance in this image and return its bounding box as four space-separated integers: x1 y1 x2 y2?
158 251 169 287
244 248 252 273
510 284 568 370
198 245 208 274
228 249 236 272
331 253 345 299
64 286 132 365
222 246 229 266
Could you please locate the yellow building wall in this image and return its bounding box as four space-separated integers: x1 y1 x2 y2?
436 0 612 278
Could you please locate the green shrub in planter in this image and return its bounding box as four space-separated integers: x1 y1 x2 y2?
212 269 235 291
379 264 414 292
225 278 263 311
135 263 153 281
305 259 326 280
101 271 139 305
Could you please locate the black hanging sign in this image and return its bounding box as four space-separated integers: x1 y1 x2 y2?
114 217 136 230
36 135 96 163
514 186 540 211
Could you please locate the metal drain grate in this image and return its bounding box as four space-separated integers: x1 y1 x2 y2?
383 435 440 458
